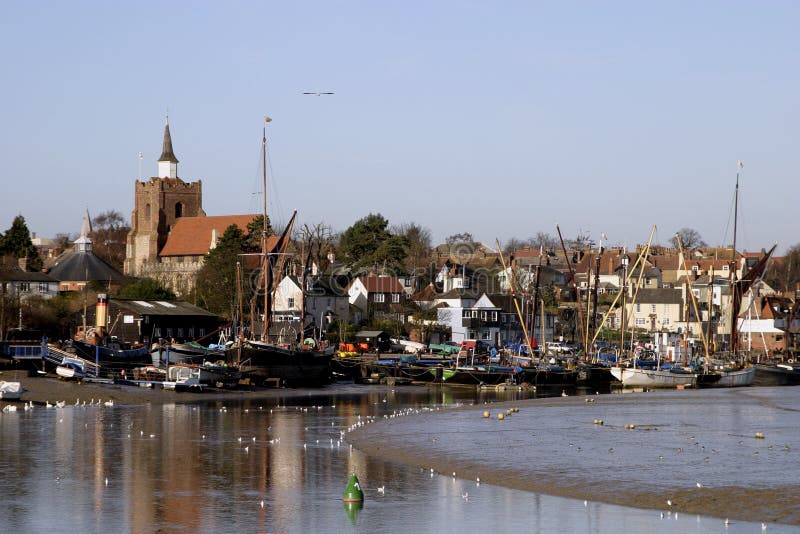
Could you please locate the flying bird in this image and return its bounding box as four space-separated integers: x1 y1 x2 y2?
303 92 334 96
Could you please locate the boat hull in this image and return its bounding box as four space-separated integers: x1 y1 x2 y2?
71 340 152 369
0 381 22 400
231 343 332 387
753 363 800 386
610 367 697 388
712 366 755 387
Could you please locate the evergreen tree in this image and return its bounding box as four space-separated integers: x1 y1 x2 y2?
338 213 408 272
196 225 248 318
1 215 42 271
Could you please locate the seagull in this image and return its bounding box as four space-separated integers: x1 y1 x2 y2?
696 482 703 488
377 485 385 495
462 492 469 501
725 518 730 527
303 92 334 96
260 500 265 508
667 500 673 507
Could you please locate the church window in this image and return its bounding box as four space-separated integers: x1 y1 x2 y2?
175 202 184 218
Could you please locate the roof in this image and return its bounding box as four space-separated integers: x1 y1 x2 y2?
355 330 389 338
48 250 124 283
354 276 404 294
110 299 218 317
158 117 179 163
634 288 683 305
159 214 260 257
4 269 59 282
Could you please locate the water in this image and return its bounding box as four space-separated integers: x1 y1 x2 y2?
0 384 796 533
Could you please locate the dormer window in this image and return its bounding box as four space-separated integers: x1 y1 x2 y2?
692 265 699 272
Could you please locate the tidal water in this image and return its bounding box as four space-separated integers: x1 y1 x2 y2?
0 384 796 533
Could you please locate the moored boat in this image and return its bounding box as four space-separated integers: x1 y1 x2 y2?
610 366 697 388
0 381 22 400
752 362 800 386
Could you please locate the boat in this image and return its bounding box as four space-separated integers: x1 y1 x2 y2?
55 357 86 380
150 340 228 367
225 122 333 387
167 366 204 392
0 381 22 400
752 362 800 386
69 338 152 370
610 365 697 388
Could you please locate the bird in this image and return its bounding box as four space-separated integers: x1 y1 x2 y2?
377 485 385 495
303 92 334 96
105 477 108 486
260 500 265 509
725 518 730 527
696 482 703 488
762 523 767 531
667 499 673 507
104 399 114 407
462 492 469 501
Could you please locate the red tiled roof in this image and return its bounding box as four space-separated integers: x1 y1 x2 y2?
355 276 404 293
159 215 259 256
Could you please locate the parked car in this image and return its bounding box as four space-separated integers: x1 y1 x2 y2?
545 341 571 354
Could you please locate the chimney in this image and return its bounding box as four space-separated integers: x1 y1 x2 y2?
95 293 109 333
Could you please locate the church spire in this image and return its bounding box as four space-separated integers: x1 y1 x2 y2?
74 209 93 253
157 115 179 178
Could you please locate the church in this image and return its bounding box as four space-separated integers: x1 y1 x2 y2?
124 118 258 297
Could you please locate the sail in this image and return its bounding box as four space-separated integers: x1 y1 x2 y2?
730 245 777 353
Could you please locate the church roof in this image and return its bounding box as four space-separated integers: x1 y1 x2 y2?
48 250 125 283
158 117 179 164
159 214 260 257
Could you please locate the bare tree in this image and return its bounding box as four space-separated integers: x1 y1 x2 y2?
295 222 336 274
671 228 707 250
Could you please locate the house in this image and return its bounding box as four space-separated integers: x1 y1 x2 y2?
436 292 502 346
75 297 221 348
622 288 683 334
270 275 350 340
0 269 59 301
347 276 407 323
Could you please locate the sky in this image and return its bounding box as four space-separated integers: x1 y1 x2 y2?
1 1 798 254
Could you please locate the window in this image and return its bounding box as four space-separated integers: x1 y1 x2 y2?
651 305 656 314
481 331 491 340
177 328 184 338
154 327 161 337
392 293 400 303
38 282 49 293
145 203 151 220
19 282 30 292
288 297 295 308
374 293 385 303
722 265 729 271
491 311 498 321
692 265 699 272
175 202 183 218
662 318 670 325
636 318 646 325
199 328 206 337
188 327 195 338
636 304 641 313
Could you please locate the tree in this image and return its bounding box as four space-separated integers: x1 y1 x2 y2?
91 210 130 271
295 222 335 274
244 215 274 252
393 222 433 286
0 215 42 271
445 232 474 245
764 244 800 293
531 231 558 251
338 213 407 272
118 278 177 300
671 227 707 250
196 225 249 318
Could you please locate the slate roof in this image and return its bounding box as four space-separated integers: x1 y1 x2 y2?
5 269 59 283
110 299 217 317
159 214 260 256
634 288 683 305
48 250 124 283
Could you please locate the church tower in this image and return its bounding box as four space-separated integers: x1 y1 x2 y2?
124 117 205 276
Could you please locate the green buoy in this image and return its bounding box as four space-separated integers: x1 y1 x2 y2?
343 473 364 503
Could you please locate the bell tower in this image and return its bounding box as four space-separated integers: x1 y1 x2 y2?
124 117 205 276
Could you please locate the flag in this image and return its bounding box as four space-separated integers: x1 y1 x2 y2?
264 116 272 123
601 232 608 241
737 160 743 169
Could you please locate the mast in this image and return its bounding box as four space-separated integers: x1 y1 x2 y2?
556 225 586 348
261 123 270 342
729 161 742 355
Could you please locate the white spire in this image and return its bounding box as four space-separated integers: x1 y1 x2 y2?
74 209 93 253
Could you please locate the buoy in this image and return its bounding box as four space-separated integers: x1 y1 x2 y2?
593 419 604 425
755 432 765 439
483 410 490 418
497 413 505 420
625 424 636 430
342 473 364 503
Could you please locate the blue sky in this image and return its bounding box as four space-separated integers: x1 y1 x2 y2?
1 1 797 254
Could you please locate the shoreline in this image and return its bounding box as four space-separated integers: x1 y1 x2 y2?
0 369 333 407
347 390 800 526
3 369 798 526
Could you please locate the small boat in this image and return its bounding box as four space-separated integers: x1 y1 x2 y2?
0 381 22 400
56 357 86 380
70 339 152 369
167 366 204 392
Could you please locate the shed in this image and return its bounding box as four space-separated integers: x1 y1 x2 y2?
354 330 391 352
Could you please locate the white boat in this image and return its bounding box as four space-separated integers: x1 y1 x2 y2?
56 357 86 380
0 381 22 400
715 366 755 387
168 366 204 392
610 367 697 388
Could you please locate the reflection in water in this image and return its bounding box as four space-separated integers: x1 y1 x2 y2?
0 384 794 533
